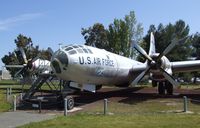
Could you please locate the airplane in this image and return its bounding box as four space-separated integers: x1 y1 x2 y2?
5 32 200 110
50 32 196 95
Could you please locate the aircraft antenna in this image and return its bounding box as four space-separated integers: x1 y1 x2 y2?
59 43 62 50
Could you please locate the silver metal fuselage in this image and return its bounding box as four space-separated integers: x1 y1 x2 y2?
51 45 143 86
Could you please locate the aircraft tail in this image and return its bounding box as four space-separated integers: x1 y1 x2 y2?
148 32 156 56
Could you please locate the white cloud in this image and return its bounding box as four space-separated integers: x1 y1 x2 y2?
0 13 43 31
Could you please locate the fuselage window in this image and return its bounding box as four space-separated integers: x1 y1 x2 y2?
68 50 77 55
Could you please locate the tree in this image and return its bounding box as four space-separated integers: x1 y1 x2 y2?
191 32 200 59
81 23 109 50
141 20 191 61
107 19 130 56
190 33 200 83
82 11 143 58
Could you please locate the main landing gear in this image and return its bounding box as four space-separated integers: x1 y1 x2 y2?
152 80 173 95
65 96 75 110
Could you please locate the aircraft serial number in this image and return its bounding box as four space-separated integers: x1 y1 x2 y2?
79 56 114 67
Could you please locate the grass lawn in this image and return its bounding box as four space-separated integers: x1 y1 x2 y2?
19 97 200 128
0 90 11 112
0 81 199 128
19 113 200 128
0 79 20 85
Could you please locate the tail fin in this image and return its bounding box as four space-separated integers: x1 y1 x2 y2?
148 32 156 56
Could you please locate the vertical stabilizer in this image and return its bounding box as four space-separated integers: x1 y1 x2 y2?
148 32 156 56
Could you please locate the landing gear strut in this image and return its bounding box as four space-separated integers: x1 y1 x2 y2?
158 82 165 95
165 81 173 95
156 81 173 95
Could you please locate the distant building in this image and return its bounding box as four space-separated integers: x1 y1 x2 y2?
1 67 12 80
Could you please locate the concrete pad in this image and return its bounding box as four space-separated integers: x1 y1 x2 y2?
0 111 56 128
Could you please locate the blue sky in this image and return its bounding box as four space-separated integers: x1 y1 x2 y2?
1 0 200 67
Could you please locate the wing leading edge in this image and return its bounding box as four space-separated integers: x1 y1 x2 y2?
171 60 200 73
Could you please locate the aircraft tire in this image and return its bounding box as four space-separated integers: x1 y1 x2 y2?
158 82 165 95
152 80 157 87
96 85 102 90
165 81 173 95
66 96 74 110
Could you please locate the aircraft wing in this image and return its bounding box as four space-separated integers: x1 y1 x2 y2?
171 60 200 73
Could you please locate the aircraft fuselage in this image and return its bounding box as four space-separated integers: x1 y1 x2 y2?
51 45 143 86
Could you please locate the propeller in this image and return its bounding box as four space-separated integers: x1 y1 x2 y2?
156 37 188 61
132 65 151 85
5 47 36 78
132 33 188 86
132 41 153 62
160 68 179 86
18 47 28 64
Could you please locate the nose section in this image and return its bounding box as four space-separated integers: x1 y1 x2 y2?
51 50 68 74
51 59 61 73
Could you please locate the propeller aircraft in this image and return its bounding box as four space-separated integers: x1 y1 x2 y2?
5 32 200 109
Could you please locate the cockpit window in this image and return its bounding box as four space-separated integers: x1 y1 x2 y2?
87 49 93 54
57 51 68 67
72 45 79 48
68 50 77 55
78 45 83 48
65 47 73 51
77 48 83 53
83 48 88 53
64 44 93 54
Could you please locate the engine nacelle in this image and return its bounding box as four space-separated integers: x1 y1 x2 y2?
30 59 51 74
150 54 172 81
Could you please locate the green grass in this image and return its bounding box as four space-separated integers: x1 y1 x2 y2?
19 97 200 128
0 83 199 128
0 79 20 85
19 113 200 128
0 90 11 112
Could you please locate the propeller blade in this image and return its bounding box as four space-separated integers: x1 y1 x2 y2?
132 41 153 61
148 32 156 56
14 68 25 77
5 65 24 68
157 37 188 60
160 68 179 86
18 47 28 64
132 66 150 85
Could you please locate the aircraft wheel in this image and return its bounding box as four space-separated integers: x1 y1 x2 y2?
165 81 173 95
66 96 74 110
96 85 102 90
158 82 165 95
152 80 157 87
